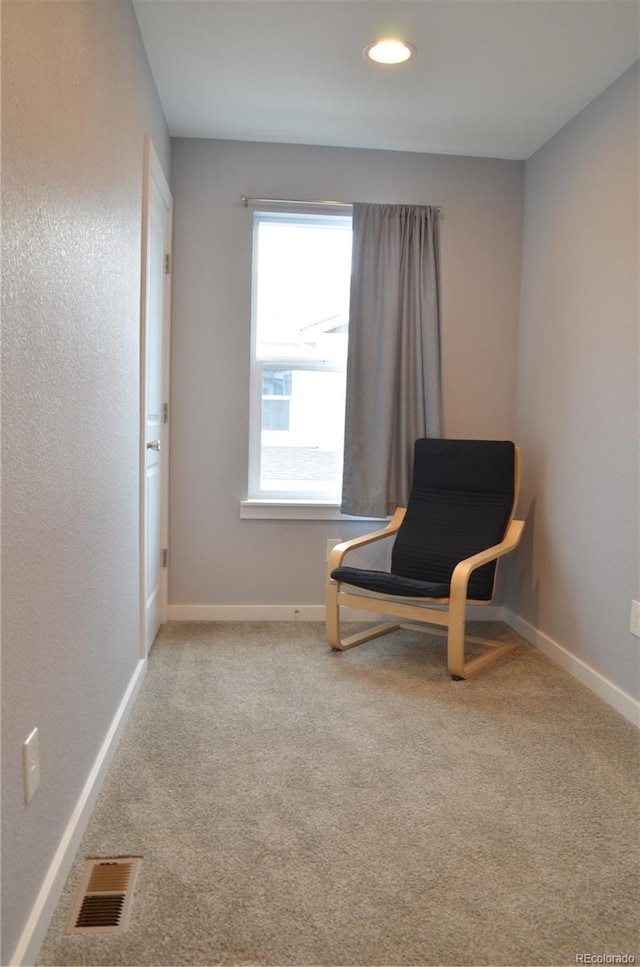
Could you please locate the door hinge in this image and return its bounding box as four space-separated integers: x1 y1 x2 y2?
163 402 169 425
161 548 168 568
164 253 171 275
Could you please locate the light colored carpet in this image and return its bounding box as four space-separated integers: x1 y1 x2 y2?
37 621 640 966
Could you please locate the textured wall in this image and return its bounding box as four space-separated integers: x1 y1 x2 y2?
0 2 169 962
511 62 639 697
169 139 524 607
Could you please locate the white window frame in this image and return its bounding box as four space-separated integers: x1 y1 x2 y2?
244 208 354 515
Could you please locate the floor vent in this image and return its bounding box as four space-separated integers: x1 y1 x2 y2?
65 857 142 935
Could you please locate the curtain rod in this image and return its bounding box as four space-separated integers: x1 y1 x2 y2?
240 195 442 214
240 195 351 210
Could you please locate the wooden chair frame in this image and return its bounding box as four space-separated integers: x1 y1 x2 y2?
326 448 525 679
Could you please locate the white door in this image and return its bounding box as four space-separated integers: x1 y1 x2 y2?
141 140 172 655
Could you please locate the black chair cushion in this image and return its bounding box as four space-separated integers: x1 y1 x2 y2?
330 566 450 599
334 439 515 603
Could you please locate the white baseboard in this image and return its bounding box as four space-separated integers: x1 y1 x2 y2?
504 609 639 727
167 603 392 622
11 658 147 967
167 603 504 623
168 604 326 621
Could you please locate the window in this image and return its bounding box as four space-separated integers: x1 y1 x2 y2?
247 210 353 502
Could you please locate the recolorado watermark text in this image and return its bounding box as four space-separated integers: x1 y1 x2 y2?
576 956 635 965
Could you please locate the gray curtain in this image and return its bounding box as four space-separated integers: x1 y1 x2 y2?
341 203 442 517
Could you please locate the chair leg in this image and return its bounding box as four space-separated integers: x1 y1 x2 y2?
326 581 400 651
333 622 402 651
326 579 341 648
447 606 518 678
446 603 466 680
458 640 518 678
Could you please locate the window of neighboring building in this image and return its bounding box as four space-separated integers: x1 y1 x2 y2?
247 210 353 502
261 369 292 431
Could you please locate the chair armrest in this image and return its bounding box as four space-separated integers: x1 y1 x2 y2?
327 507 406 572
449 518 526 601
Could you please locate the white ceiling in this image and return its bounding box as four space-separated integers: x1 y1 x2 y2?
133 0 639 160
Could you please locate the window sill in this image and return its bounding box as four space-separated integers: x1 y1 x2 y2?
240 499 386 521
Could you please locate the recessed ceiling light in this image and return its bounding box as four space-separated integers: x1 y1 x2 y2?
364 39 415 65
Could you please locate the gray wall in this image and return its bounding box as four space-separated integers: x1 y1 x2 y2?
1 2 170 962
169 139 524 606
510 62 639 698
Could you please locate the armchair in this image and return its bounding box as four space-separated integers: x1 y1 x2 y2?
326 439 525 679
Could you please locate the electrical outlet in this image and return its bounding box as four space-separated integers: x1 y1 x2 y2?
23 727 40 803
630 600 640 638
